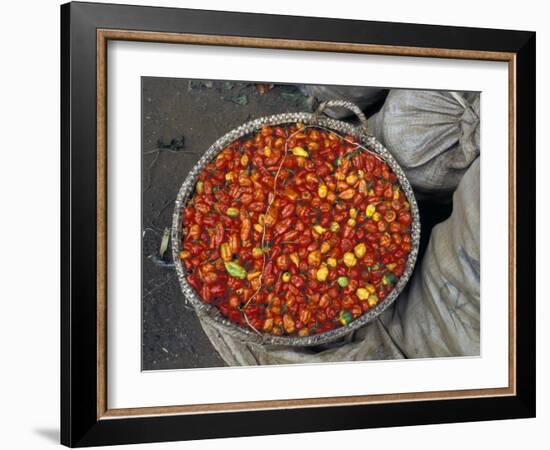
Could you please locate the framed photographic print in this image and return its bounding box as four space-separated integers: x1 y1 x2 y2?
61 1 536 447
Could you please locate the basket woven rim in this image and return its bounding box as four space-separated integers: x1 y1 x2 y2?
171 111 421 347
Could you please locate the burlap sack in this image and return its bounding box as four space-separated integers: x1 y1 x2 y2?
197 158 480 364
369 90 480 198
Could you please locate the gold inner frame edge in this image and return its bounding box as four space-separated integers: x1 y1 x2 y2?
96 29 517 420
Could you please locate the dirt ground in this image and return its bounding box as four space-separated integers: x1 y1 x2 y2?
141 78 451 370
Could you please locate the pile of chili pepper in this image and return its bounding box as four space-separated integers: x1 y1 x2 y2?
179 124 413 337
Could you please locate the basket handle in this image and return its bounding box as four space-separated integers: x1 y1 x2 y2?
315 100 369 133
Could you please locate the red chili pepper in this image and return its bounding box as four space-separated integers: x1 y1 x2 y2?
280 203 295 219
212 222 224 247
249 202 265 212
274 217 293 236
282 230 299 242
238 218 250 243
290 275 304 289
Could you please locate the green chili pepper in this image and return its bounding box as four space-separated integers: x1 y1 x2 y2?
338 310 353 326
224 261 247 279
337 276 349 288
226 207 239 217
382 272 397 286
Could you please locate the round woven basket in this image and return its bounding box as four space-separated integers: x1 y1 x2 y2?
172 100 420 347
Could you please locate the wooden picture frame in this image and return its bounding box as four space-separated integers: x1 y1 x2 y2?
61 1 535 446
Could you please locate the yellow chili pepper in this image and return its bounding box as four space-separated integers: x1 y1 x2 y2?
263 318 274 332
327 222 339 234
308 250 322 267
343 252 357 268
368 294 379 307
220 243 232 262
258 214 265 226
354 243 366 259
292 147 309 157
334 171 346 181
247 271 262 281
250 276 261 291
346 173 358 185
393 186 400 200
313 224 327 235
356 288 369 301
179 250 191 260
326 257 337 268
282 272 291 282
349 208 357 219
253 223 263 233
320 242 331 254
318 184 328 199
366 204 376 218
316 265 329 282
252 247 264 258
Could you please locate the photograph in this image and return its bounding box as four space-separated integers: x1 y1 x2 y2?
141 78 481 370
0 0 542 447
